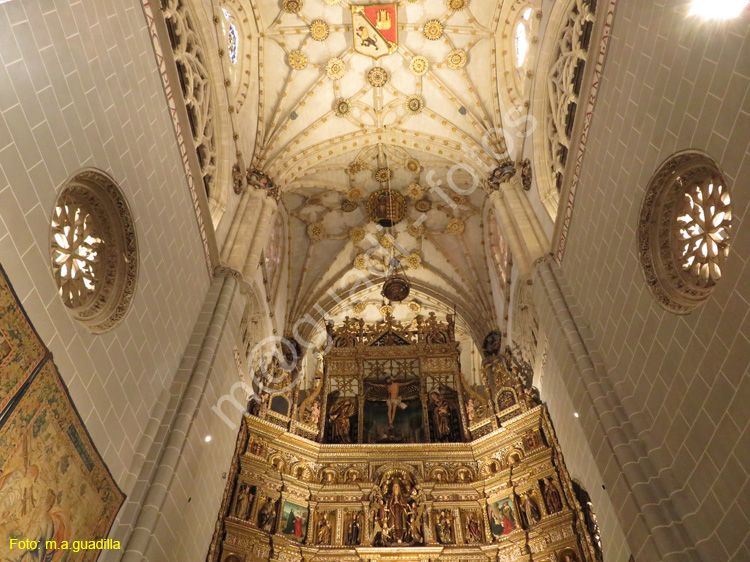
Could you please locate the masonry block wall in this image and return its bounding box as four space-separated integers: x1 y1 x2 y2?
538 1 750 561
0 0 212 548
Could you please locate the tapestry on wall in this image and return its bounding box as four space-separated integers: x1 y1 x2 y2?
0 264 125 561
0 265 46 416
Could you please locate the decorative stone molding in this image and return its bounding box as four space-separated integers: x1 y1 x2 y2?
49 169 138 334
162 0 218 201
637 150 732 314
532 0 599 220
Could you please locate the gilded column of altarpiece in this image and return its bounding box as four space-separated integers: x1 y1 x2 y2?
208 316 599 562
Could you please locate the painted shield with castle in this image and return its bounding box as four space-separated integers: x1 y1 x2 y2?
351 4 398 59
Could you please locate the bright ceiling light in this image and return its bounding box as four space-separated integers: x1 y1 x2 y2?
204 435 212 443
689 0 747 19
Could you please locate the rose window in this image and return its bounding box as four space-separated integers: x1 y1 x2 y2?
51 199 103 309
676 177 731 283
638 151 732 313
49 170 138 333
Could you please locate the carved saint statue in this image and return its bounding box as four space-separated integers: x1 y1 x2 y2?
385 479 409 542
346 513 361 545
543 477 564 514
328 398 356 443
317 513 332 545
233 484 254 520
466 512 482 543
519 491 542 527
257 497 277 532
435 510 454 544
428 391 452 442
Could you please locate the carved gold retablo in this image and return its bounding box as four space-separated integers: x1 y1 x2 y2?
352 4 398 59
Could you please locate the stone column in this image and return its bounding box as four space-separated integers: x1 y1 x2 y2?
122 270 239 561
243 195 278 279
489 189 532 274
535 255 694 561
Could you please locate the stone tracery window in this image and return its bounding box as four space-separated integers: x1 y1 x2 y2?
49 170 138 333
227 23 238 64
515 8 533 67
162 0 217 198
638 151 732 314
545 0 596 193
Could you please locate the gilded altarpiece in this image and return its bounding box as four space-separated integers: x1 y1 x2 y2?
208 317 600 562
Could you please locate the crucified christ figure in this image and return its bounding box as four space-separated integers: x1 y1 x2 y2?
369 377 413 426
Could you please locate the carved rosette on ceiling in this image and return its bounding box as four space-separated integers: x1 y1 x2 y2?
309 19 329 41
367 66 389 87
409 55 429 76
414 198 432 212
333 97 351 117
307 222 326 242
288 50 307 70
407 221 426 238
446 49 467 70
404 252 422 269
282 0 302 14
446 218 465 235
405 95 424 114
341 199 358 212
374 167 393 183
407 182 424 199
347 187 362 200
379 234 394 249
326 57 345 80
423 19 444 40
349 226 366 244
447 0 468 10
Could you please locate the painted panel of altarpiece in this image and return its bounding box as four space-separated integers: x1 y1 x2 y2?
0 265 46 415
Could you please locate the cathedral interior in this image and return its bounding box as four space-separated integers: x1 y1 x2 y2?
0 0 748 562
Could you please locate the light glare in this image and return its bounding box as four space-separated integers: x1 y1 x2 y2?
690 0 747 19
204 435 212 442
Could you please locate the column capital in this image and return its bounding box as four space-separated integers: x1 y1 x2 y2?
247 168 280 201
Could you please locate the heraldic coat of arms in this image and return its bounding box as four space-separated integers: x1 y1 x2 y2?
351 4 398 59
